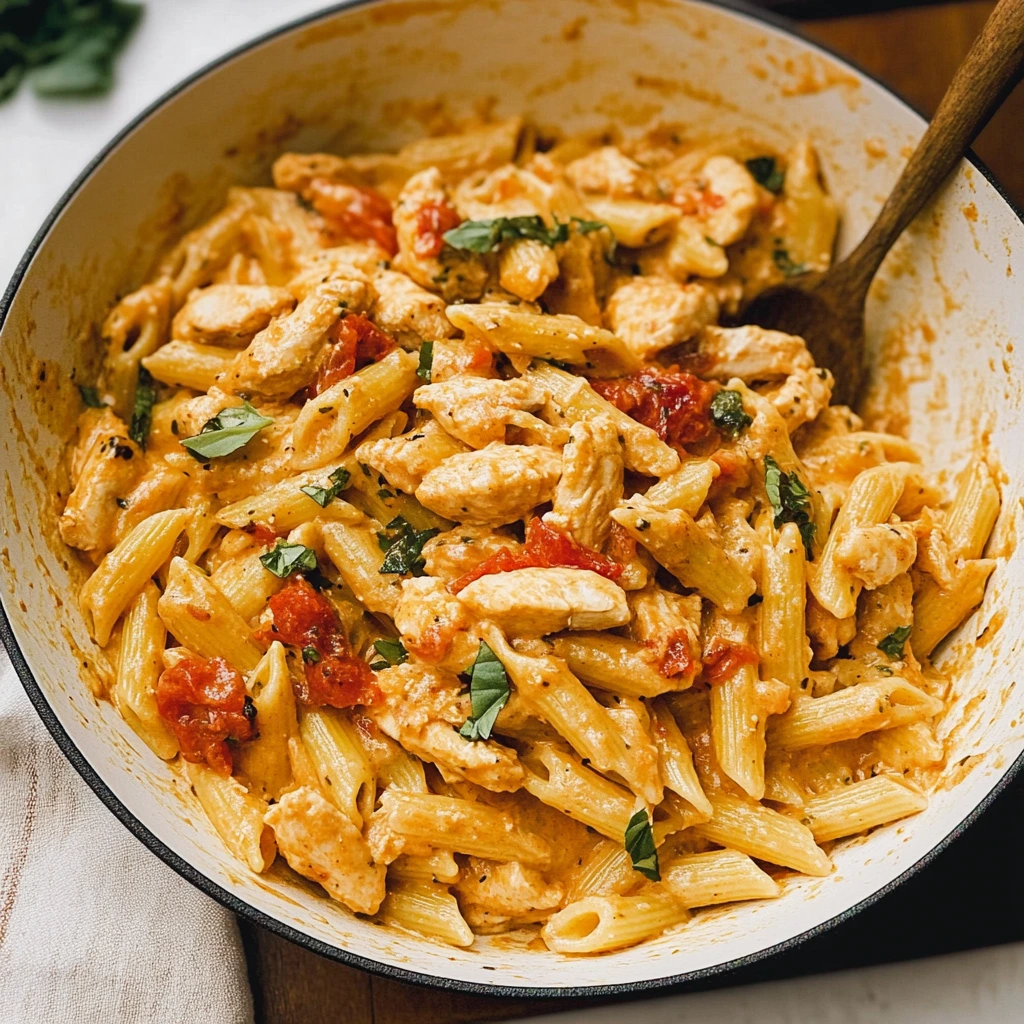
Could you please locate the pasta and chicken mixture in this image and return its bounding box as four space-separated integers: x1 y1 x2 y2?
60 117 1001 955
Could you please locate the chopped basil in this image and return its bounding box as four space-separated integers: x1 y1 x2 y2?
710 389 753 438
377 516 440 576
416 341 434 382
764 455 815 557
300 466 351 508
746 156 785 194
180 401 273 460
79 385 104 408
371 638 408 670
877 625 912 660
458 641 510 741
128 366 155 449
772 248 807 277
571 217 610 235
624 809 660 881
302 646 321 664
442 215 569 253
259 541 318 578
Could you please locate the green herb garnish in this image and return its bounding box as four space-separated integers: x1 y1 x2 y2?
624 809 660 881
259 542 319 579
772 248 807 277
442 215 569 253
370 638 408 671
376 516 440 576
746 156 785 194
458 641 510 741
302 646 321 664
180 401 273 461
877 626 912 660
301 466 351 508
128 366 155 449
79 384 104 408
710 389 753 438
416 341 434 383
764 455 815 557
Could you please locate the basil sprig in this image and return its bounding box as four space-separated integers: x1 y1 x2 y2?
764 455 815 558
259 542 318 578
180 402 273 461
301 466 351 508
370 638 408 671
746 156 785 194
128 366 155 448
416 340 434 383
377 516 440 576
458 641 510 741
442 214 611 255
877 625 912 660
624 809 660 881
710 389 752 439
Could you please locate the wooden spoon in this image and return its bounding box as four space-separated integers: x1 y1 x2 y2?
741 0 1024 407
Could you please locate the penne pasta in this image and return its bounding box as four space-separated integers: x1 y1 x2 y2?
542 894 689 954
802 775 928 842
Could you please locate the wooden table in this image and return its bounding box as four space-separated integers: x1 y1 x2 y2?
242 4 1022 1020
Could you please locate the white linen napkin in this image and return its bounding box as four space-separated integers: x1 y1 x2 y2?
0 648 254 1024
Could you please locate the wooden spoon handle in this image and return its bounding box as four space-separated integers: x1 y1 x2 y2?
830 0 1024 297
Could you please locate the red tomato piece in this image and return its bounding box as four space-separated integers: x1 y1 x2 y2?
660 630 699 679
414 201 462 259
590 370 715 449
256 578 381 708
306 178 398 255
701 636 759 685
156 656 256 774
310 314 396 397
247 523 279 548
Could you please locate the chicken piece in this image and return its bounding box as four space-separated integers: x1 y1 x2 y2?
371 268 456 346
565 146 659 200
393 167 488 302
498 239 561 303
356 419 469 496
457 567 630 636
913 507 957 588
218 278 372 399
849 573 916 663
606 277 719 361
264 787 385 915
367 663 524 791
693 325 812 382
545 418 623 550
761 367 834 432
422 525 522 583
171 284 296 347
835 521 917 591
413 376 553 450
286 244 384 300
453 857 564 932
114 466 188 542
59 411 145 555
699 156 759 246
416 443 562 526
393 576 474 663
715 498 762 581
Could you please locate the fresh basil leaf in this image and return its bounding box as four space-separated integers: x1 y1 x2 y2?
571 217 609 235
772 248 807 277
259 541 318 579
442 215 567 253
180 401 273 460
416 340 434 382
302 646 321 664
377 516 440 576
764 455 815 558
710 389 752 438
746 156 785 194
301 466 351 508
458 641 510 741
128 365 155 449
877 625 912 660
78 384 104 408
624 809 660 881
372 638 408 667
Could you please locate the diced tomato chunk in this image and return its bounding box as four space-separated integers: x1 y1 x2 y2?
701 636 759 684
449 518 623 594
414 201 462 259
247 523 280 548
156 655 256 774
660 629 699 679
306 178 398 255
591 370 715 449
310 314 396 397
256 578 381 708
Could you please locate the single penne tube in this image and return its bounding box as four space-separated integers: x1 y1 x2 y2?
378 878 474 947
810 463 911 619
694 792 832 876
758 522 810 693
498 238 560 302
661 849 781 907
387 850 460 884
524 362 679 477
236 642 297 801
546 633 683 698
209 550 285 622
541 894 689 955
142 340 237 392
345 459 451 534
292 349 419 469
566 839 638 901
581 196 680 248
299 706 376 828
378 789 552 868
767 678 944 752
650 701 713 816
610 505 756 613
80 508 191 645
183 496 220 564
321 520 402 617
945 460 1001 560
910 559 997 659
157 557 263 672
710 661 766 800
639 459 718 515
802 775 928 843
183 759 276 873
446 303 640 377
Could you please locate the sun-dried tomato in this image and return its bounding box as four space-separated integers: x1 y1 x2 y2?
156 656 257 774
449 518 623 594
414 200 462 259
591 370 715 450
660 629 699 679
247 523 280 548
701 636 759 684
306 178 398 255
310 314 396 397
256 578 381 708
